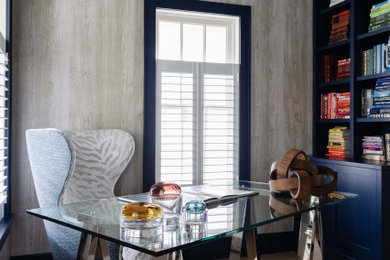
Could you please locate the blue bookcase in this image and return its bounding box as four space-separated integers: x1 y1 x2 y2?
313 0 390 159
313 0 390 259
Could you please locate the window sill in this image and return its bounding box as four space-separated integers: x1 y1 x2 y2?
0 214 13 250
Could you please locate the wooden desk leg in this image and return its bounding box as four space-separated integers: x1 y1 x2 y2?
229 229 258 260
297 206 323 260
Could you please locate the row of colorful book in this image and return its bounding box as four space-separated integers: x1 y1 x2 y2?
368 1 390 32
328 10 349 44
327 126 350 159
361 38 390 76
362 134 390 161
324 55 351 82
320 92 350 119
362 77 390 118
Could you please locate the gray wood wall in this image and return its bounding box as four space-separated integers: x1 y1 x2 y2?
6 0 312 257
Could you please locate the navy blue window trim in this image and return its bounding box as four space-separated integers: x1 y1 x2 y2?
143 0 251 191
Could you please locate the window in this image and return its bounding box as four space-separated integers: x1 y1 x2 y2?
144 0 250 191
155 10 239 186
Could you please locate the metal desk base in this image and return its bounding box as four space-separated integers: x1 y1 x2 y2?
79 208 322 260
229 208 323 260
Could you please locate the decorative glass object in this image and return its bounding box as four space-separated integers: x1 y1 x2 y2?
150 182 182 229
183 200 207 233
120 202 163 237
150 182 182 199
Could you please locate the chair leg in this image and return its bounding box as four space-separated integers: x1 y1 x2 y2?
99 238 111 260
87 237 99 260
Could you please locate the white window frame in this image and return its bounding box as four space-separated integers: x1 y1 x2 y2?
155 9 240 186
156 9 239 64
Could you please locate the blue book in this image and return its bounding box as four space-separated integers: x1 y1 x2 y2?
373 98 390 102
376 81 390 85
370 108 390 114
376 77 390 83
372 104 390 109
373 1 390 10
373 91 390 97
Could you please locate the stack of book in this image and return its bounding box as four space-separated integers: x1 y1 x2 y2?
361 38 390 76
329 0 345 8
324 54 338 82
336 58 350 79
328 10 350 44
362 136 385 161
320 92 350 119
326 126 350 159
368 77 390 117
324 55 350 82
368 1 390 32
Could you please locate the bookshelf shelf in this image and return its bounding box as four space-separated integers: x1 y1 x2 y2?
356 71 390 81
357 26 390 41
318 0 350 15
318 79 349 87
318 39 350 52
356 117 390 123
317 119 350 123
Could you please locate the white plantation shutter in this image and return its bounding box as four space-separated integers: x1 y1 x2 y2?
0 47 8 218
156 61 195 185
156 60 239 186
203 64 239 185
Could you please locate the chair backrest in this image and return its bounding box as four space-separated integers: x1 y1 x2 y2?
26 129 72 208
26 128 135 260
60 129 135 204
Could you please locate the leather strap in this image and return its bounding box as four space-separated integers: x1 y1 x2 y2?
276 149 307 178
310 166 337 196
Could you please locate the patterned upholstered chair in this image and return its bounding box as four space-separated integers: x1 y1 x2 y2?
26 129 135 260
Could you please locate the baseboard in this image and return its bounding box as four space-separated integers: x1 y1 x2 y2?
11 253 53 260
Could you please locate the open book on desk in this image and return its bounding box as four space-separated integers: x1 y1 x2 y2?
181 185 259 208
117 185 259 208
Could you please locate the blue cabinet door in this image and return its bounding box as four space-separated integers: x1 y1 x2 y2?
311 161 382 260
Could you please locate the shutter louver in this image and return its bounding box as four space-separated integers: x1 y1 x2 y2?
0 48 8 213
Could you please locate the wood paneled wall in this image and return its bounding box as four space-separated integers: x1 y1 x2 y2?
9 0 312 256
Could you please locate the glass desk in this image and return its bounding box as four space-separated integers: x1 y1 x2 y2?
27 181 357 260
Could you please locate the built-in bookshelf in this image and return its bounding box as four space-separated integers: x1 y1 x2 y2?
313 0 390 161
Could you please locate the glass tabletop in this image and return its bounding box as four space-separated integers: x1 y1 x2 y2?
27 180 357 256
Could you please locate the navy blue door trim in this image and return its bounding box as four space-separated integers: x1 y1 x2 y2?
143 0 251 191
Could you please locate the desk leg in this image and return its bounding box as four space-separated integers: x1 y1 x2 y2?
229 229 258 260
166 250 183 260
78 235 111 260
297 207 323 260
